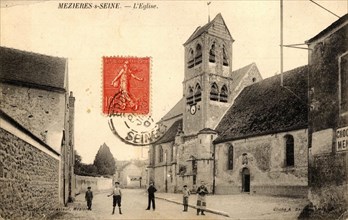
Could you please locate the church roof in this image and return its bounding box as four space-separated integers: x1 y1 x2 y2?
214 65 308 144
231 63 259 87
160 98 184 122
0 47 67 91
159 63 260 125
155 119 183 145
184 13 233 45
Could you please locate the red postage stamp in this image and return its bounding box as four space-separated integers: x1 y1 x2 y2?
103 57 150 115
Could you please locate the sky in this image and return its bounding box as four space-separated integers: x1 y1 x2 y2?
1 0 347 163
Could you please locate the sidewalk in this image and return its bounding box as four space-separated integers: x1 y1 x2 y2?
155 192 310 219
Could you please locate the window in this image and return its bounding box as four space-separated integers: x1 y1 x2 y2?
171 145 175 161
223 46 229 66
186 87 194 105
339 52 348 114
195 44 202 65
150 146 156 165
209 42 216 63
194 83 202 103
227 145 233 170
210 83 219 101
252 77 256 83
285 135 294 167
242 153 248 165
192 159 197 174
188 49 194 69
220 85 228 103
158 145 163 163
164 150 168 163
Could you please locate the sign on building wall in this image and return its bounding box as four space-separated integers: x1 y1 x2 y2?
336 126 348 152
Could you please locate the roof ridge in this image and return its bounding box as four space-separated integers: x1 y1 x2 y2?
232 62 255 73
249 65 308 87
215 64 309 143
183 13 232 45
0 46 66 60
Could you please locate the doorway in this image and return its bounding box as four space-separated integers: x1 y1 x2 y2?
242 168 250 193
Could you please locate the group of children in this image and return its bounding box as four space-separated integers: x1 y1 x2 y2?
85 181 123 214
85 180 209 216
183 181 209 215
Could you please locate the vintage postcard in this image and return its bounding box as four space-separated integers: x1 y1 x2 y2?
1 1 347 219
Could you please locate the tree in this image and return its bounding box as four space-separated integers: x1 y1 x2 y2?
74 150 82 174
74 150 98 176
93 143 116 176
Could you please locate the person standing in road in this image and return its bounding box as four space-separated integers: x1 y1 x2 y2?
146 182 157 211
196 181 209 215
107 182 123 215
182 185 190 212
85 186 93 211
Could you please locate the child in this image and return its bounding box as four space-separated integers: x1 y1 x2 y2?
108 182 122 215
182 185 190 212
196 181 209 215
85 186 93 211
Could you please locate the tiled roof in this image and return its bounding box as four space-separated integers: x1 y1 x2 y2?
160 98 184 122
184 13 233 45
214 66 308 144
155 119 183 145
0 47 67 91
231 63 257 88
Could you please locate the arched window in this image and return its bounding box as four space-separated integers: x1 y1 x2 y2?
158 145 163 163
195 44 202 65
194 84 202 103
227 145 234 170
209 42 216 63
186 87 194 105
223 46 229 66
210 83 219 101
188 49 194 69
220 85 228 103
285 135 294 167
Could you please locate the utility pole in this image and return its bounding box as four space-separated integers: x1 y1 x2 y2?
280 0 284 87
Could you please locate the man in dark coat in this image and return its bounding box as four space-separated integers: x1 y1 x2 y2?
146 182 157 210
85 186 93 210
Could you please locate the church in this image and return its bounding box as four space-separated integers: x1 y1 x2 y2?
147 13 308 196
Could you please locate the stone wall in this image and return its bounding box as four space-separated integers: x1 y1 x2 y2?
0 128 59 220
75 175 112 195
215 129 308 197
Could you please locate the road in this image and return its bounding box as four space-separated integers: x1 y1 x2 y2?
53 189 229 220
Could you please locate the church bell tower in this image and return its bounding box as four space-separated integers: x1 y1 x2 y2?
182 13 235 135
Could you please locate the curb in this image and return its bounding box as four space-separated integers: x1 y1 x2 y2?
156 196 230 218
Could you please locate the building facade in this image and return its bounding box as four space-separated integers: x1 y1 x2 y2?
214 66 308 196
306 14 348 213
148 14 263 193
148 13 347 203
0 47 75 218
114 160 147 188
